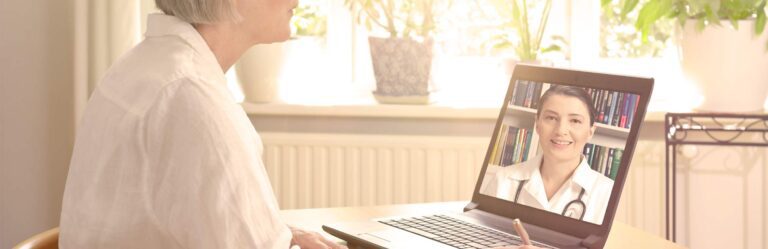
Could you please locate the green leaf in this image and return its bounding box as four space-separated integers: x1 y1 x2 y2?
704 5 721 27
601 0 612 7
635 0 673 42
757 9 767 35
676 8 687 27
493 42 513 50
620 0 640 17
540 44 561 53
696 18 706 32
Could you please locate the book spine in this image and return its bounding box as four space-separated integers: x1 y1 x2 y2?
599 90 609 124
522 129 533 162
606 148 614 176
591 145 601 172
524 82 535 108
610 149 623 180
606 92 617 124
583 143 593 166
514 81 528 106
612 93 624 127
531 82 543 109
627 94 638 129
619 93 629 128
502 127 518 166
491 125 509 165
589 88 598 114
511 129 520 165
516 128 527 164
510 81 520 106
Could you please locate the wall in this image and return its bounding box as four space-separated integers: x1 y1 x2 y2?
0 0 75 248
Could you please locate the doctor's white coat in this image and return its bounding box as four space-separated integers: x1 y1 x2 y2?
481 154 614 224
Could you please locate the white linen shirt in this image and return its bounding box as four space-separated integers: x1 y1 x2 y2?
481 154 614 224
59 14 291 249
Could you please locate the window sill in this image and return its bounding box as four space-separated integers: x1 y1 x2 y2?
240 101 668 122
241 101 500 120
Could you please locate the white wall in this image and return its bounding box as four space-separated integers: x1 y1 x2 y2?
0 0 75 248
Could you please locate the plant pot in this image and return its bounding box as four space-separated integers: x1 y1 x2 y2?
235 42 287 103
500 58 547 76
680 19 768 113
368 37 434 104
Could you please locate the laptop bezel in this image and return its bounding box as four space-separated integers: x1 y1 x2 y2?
470 64 654 244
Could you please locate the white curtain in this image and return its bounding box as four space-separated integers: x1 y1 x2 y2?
74 0 157 121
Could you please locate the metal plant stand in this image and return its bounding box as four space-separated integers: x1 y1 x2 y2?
664 112 768 242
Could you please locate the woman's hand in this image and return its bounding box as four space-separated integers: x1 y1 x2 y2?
289 226 347 249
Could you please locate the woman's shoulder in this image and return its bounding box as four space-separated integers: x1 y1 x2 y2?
589 170 614 192
95 39 219 115
494 159 538 180
105 38 200 86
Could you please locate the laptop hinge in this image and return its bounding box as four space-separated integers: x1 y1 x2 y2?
463 202 479 212
580 234 603 249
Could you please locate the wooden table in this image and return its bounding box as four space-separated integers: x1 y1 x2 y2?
280 201 686 249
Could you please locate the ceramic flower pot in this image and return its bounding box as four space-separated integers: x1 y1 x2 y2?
680 19 768 113
368 37 434 104
235 42 287 103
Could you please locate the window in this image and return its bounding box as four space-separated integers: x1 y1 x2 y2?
273 0 572 107
238 0 702 111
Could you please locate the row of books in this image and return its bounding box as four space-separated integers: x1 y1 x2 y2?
585 89 639 129
583 143 623 180
508 81 639 129
488 126 535 167
509 80 544 109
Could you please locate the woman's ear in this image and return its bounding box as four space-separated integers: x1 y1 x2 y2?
588 124 596 138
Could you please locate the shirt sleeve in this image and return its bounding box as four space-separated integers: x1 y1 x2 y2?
143 79 291 249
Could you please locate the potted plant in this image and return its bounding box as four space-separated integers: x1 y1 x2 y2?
236 0 327 103
608 0 768 112
345 0 450 104
483 0 564 75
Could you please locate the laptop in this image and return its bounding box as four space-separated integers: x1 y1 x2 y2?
322 64 654 249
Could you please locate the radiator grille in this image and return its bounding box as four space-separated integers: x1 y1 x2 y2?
260 132 488 209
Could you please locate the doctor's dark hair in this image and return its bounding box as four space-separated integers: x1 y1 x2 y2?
536 85 597 126
155 0 242 24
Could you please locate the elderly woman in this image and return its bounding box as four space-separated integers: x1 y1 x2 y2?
59 0 343 248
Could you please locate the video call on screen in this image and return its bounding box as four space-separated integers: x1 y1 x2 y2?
479 80 640 225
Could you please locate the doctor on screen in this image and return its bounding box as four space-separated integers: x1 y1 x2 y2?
482 85 614 224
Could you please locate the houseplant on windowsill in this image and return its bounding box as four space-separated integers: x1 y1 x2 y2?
235 1 327 103
345 0 450 104
609 0 768 112
484 0 564 75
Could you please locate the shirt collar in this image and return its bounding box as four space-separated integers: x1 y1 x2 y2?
504 154 542 181
503 154 601 195
571 156 601 195
144 13 225 80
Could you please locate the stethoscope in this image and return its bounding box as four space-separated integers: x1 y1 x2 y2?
513 179 587 221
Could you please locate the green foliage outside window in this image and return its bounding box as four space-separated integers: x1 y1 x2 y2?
292 0 328 37
601 0 675 58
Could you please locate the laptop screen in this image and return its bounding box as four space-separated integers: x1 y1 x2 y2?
478 77 643 225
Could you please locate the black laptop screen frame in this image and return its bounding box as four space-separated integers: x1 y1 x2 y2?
470 64 654 243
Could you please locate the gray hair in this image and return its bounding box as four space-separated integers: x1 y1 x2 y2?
155 0 241 24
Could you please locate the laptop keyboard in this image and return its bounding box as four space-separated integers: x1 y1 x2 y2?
378 214 557 249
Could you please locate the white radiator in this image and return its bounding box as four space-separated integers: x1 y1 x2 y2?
259 132 489 209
